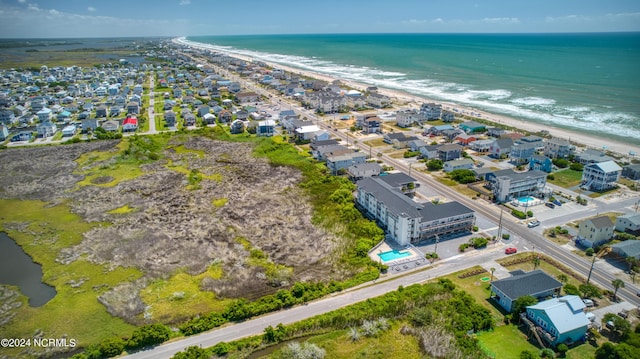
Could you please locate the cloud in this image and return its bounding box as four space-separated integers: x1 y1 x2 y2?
179 0 191 5
0 4 193 38
18 0 27 3
482 17 520 24
88 7 96 12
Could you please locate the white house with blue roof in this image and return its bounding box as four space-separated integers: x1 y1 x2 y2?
525 295 590 346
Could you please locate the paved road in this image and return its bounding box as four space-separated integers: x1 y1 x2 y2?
124 247 504 359
146 75 157 134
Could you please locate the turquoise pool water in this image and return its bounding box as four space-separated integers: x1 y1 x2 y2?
517 196 535 205
378 250 411 262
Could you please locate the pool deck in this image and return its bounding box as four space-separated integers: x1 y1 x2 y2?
370 240 420 265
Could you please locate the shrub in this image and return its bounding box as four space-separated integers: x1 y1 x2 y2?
557 343 568 357
526 210 533 218
511 209 526 219
459 243 470 252
586 248 595 256
469 237 488 248
569 162 584 171
426 159 443 171
472 225 479 232
502 233 510 240
547 174 555 180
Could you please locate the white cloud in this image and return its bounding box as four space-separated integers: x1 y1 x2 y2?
88 7 96 12
49 9 60 16
27 3 40 11
179 0 191 5
482 17 520 24
18 0 27 3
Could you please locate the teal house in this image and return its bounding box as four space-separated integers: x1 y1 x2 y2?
525 295 589 346
459 121 486 133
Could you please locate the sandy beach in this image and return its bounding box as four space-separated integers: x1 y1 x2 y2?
175 38 640 158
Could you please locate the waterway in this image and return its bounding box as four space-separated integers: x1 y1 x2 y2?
0 232 57 307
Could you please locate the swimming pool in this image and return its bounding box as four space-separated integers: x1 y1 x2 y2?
378 250 411 262
517 196 536 205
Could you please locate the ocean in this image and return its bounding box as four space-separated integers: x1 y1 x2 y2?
186 33 640 146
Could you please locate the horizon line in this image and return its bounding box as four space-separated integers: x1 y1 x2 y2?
2 30 640 40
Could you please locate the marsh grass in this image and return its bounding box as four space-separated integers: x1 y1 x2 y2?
0 199 141 349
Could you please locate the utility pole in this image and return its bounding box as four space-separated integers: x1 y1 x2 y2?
587 254 596 284
497 207 504 240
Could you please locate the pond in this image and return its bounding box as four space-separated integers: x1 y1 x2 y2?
0 232 57 307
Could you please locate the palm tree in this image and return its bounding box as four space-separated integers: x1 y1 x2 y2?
532 256 540 270
490 267 496 282
612 279 625 300
556 274 568 284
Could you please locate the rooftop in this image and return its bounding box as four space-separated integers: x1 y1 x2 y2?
584 216 614 229
491 270 562 300
527 295 590 334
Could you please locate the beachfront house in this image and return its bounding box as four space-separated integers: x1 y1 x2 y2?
485 169 548 203
580 161 621 192
420 103 442 120
622 164 640 180
524 296 589 347
490 269 562 313
576 216 615 249
396 109 420 128
543 138 573 159
575 149 614 165
459 121 486 134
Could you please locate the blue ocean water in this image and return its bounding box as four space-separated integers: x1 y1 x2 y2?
186 33 640 145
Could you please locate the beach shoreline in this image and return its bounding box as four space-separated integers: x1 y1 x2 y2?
175 37 640 158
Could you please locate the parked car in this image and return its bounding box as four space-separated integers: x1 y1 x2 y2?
527 220 540 228
505 247 517 254
553 199 562 206
545 202 555 209
583 299 594 307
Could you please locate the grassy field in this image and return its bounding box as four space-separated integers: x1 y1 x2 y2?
548 169 583 188
0 49 143 69
74 138 150 187
139 264 229 324
443 267 503 320
0 200 141 352
305 322 423 359
477 324 539 358
363 138 388 148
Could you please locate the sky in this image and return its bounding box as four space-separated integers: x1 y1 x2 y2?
0 0 639 38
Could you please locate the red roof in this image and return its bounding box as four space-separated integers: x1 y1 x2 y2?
123 117 138 126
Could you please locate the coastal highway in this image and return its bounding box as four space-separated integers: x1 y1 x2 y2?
124 248 506 359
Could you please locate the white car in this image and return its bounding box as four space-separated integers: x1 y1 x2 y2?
527 220 540 228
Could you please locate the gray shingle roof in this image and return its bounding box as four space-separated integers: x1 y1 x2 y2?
492 270 562 300
587 216 614 229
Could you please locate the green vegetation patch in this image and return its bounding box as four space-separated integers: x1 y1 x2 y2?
547 169 583 188
140 264 228 324
477 324 539 358
0 199 142 350
212 198 228 208
107 204 136 215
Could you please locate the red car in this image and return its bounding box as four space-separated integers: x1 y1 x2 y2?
505 247 517 255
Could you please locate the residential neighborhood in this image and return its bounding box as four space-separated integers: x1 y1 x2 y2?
1 38 639 359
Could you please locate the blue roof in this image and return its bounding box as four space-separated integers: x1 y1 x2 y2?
528 295 590 335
